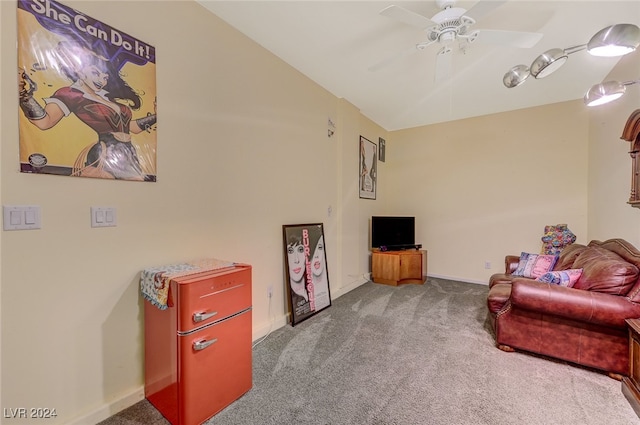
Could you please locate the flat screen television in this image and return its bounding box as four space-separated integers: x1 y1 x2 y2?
371 216 416 250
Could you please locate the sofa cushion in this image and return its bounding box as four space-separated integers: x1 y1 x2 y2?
513 252 558 278
535 269 583 287
572 246 639 295
553 244 588 271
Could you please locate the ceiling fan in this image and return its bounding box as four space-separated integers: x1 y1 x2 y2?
370 0 544 83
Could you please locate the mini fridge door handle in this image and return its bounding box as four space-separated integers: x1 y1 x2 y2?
193 338 218 351
193 310 218 323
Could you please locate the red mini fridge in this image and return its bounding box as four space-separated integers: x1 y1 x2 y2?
143 262 252 425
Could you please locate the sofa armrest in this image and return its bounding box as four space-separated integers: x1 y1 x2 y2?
509 278 640 328
505 255 520 274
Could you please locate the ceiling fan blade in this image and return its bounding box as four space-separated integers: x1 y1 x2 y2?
380 5 436 30
434 45 453 84
463 0 507 22
368 41 435 72
472 29 543 48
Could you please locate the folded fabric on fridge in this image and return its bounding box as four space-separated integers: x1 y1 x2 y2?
140 258 236 309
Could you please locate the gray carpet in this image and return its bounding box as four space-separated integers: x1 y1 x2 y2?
101 279 640 425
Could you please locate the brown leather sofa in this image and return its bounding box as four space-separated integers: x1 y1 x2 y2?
487 238 640 378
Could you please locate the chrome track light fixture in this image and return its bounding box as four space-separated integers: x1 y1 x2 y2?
503 23 640 88
584 79 640 107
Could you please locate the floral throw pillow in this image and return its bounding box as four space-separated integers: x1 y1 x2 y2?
536 269 583 287
512 252 558 279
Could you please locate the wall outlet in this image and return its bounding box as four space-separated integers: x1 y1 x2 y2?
484 261 491 270
267 285 273 298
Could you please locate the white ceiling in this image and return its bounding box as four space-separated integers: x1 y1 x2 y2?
196 1 640 131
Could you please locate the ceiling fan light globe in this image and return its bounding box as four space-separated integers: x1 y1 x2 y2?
436 0 456 9
530 48 568 79
439 31 456 43
503 65 530 88
584 81 626 106
587 23 640 57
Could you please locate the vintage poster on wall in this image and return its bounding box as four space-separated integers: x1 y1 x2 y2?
283 223 332 326
17 0 157 181
359 136 377 199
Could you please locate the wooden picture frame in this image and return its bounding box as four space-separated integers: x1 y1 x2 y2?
359 136 377 199
283 223 332 326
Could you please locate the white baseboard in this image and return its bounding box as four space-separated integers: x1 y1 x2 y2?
67 386 145 425
73 275 371 424
426 273 488 286
252 313 288 342
251 276 368 342
72 318 291 425
332 276 368 298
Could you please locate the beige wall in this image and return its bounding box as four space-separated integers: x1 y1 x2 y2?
2 1 640 424
384 101 590 283
1 1 386 424
381 52 640 284
587 52 640 244
0 0 3 416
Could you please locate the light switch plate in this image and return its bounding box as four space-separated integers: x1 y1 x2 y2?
91 207 117 228
3 205 41 231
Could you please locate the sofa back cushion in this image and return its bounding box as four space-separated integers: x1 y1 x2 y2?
553 243 587 271
572 246 639 295
589 239 640 302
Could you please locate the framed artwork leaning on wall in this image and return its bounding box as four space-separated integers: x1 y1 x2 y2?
282 223 332 326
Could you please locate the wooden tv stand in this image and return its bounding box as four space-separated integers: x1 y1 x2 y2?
371 249 426 286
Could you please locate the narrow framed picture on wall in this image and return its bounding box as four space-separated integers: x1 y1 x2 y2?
282 223 332 326
359 136 377 199
379 137 386 162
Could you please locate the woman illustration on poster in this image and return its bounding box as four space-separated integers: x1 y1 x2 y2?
18 41 156 180
310 232 331 311
286 232 312 318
